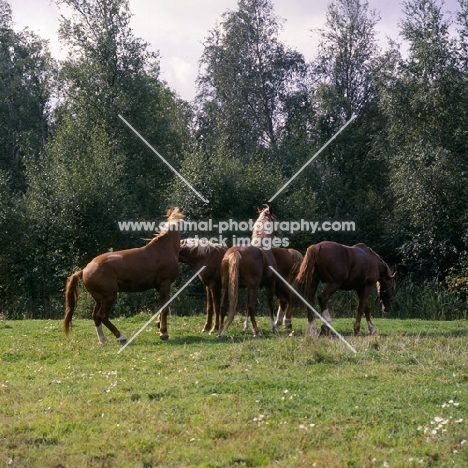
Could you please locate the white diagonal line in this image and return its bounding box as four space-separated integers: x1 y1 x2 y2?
118 114 209 204
118 266 206 354
268 114 357 202
268 266 357 354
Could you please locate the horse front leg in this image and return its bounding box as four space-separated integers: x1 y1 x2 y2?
157 281 172 340
266 281 278 334
364 303 377 335
354 286 374 336
306 307 318 337
201 286 213 333
275 304 285 328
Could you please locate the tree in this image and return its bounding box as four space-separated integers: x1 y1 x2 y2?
300 0 387 250
377 0 468 278
312 0 380 121
196 0 307 162
0 0 54 193
19 0 190 316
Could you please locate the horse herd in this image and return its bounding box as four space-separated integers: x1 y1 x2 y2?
63 206 396 344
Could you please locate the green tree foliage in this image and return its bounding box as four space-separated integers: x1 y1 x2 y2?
299 0 387 250
196 0 307 161
16 0 190 316
1 0 468 317
173 0 307 223
378 0 468 278
0 0 54 193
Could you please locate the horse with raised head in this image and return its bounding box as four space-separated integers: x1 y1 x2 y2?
218 205 281 338
63 208 184 343
180 239 303 334
294 241 396 336
179 238 227 333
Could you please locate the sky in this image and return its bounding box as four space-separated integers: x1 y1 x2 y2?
8 0 462 102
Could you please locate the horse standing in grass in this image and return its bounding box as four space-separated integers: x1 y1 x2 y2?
180 238 303 334
243 247 303 331
63 208 184 343
272 248 303 329
179 238 227 333
218 205 281 338
294 241 396 336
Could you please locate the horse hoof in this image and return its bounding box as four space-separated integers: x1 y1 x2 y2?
118 339 128 345
159 335 169 341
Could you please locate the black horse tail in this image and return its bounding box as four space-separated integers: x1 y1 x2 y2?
63 270 83 336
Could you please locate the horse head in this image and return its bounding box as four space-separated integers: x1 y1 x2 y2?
253 205 281 239
377 271 396 313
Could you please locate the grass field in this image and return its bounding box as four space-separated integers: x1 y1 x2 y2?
1 314 467 467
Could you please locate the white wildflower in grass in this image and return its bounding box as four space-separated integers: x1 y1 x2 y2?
253 414 266 426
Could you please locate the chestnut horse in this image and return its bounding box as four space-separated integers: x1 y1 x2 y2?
272 248 303 329
179 238 227 333
218 205 281 338
63 208 184 343
295 241 396 336
179 238 303 334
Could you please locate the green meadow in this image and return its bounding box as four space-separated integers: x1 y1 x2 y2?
1 315 467 467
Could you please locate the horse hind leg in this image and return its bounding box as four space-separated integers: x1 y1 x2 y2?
97 294 127 344
92 301 110 344
318 283 339 336
246 287 261 337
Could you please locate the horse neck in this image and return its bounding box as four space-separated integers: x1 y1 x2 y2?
147 230 180 255
377 259 391 281
179 248 202 269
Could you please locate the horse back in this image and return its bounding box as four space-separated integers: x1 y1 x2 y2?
309 241 380 289
83 246 179 293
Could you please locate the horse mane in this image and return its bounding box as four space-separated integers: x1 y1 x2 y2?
147 208 185 245
180 238 225 257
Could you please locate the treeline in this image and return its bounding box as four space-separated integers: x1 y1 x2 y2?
1 0 467 319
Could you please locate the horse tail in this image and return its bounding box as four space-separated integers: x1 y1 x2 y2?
228 251 241 314
294 244 319 298
288 249 304 281
63 270 83 336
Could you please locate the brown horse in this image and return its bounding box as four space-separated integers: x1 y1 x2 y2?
294 241 396 336
179 238 303 334
179 238 227 333
272 248 304 328
63 208 184 343
218 205 280 338
243 247 303 331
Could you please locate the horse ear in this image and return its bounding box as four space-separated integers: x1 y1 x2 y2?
391 272 397 279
